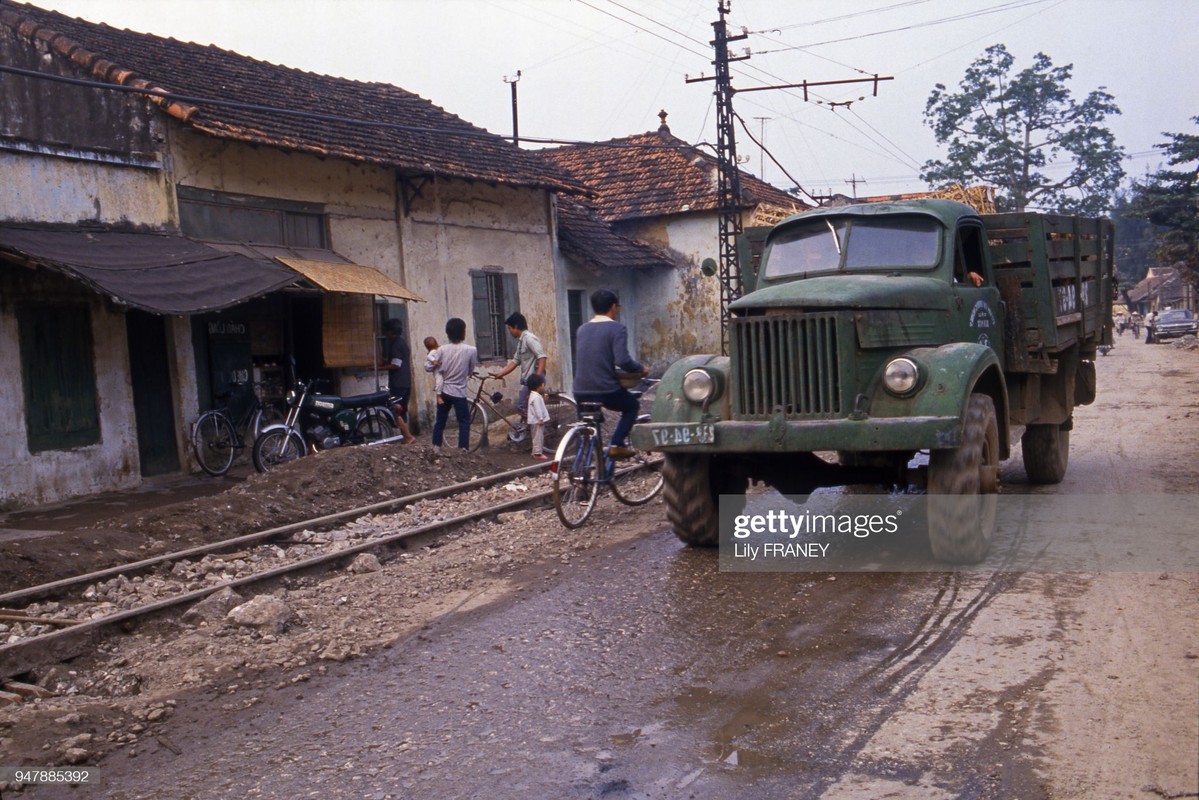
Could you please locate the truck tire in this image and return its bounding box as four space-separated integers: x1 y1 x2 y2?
663 453 720 547
927 393 999 563
1022 424 1070 484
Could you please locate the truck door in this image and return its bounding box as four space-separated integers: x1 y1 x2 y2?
953 221 1004 361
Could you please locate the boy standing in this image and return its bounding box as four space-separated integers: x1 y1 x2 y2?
525 373 551 460
426 319 479 450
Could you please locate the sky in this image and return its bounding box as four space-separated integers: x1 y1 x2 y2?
25 0 1199 203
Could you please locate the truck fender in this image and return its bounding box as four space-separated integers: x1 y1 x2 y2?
649 354 729 425
869 343 1011 459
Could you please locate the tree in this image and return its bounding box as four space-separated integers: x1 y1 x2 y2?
1128 118 1199 287
921 44 1124 215
1109 190 1158 286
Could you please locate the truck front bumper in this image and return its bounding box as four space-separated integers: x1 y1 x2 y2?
631 415 963 454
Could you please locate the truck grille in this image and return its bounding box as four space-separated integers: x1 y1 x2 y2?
731 313 843 419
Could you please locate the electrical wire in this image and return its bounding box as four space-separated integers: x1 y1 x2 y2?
755 0 1056 53
733 111 818 204
759 0 937 32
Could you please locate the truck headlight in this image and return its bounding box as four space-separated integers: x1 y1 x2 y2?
882 358 921 396
682 368 717 403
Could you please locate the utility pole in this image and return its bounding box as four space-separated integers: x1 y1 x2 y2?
753 116 771 178
688 2 893 351
504 70 521 147
845 174 867 198
687 1 748 352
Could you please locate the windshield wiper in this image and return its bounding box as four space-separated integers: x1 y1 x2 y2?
825 219 842 255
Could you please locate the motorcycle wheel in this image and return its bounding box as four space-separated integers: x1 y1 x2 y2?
355 413 395 443
252 429 305 473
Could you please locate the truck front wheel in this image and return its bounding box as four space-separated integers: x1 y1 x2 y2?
1021 423 1070 484
663 453 735 547
927 393 1000 563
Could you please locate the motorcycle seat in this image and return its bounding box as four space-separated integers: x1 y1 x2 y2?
341 390 391 409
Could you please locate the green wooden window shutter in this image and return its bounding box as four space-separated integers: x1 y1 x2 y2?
471 272 494 357
502 273 520 324
17 304 101 452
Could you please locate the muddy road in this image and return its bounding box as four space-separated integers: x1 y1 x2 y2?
15 335 1199 800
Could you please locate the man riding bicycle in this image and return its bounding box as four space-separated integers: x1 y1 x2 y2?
572 289 648 459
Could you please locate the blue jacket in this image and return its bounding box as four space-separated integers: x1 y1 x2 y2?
572 317 642 394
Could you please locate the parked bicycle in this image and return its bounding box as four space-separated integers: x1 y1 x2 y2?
450 372 577 452
551 381 664 528
191 381 286 476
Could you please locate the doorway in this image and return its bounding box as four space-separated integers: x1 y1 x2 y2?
126 311 180 476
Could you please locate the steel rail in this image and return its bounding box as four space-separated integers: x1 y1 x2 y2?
0 462 548 607
0 485 555 679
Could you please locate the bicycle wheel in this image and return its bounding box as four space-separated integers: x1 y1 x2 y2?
355 412 395 443
252 429 305 473
609 423 664 506
552 426 599 528
542 393 578 452
467 402 490 451
250 401 286 441
192 411 237 476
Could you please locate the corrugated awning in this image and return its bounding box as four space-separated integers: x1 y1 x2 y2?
0 227 299 315
276 257 425 302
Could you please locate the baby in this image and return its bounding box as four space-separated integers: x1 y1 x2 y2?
423 336 443 404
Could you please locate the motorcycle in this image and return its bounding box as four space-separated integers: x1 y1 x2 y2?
252 378 401 472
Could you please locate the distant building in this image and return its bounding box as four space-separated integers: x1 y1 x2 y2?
1126 266 1194 315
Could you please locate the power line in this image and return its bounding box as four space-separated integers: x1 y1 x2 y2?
759 0 937 32
755 0 1056 53
733 111 818 205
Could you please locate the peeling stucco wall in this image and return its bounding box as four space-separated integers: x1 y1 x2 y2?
0 151 173 225
612 213 724 375
399 178 560 427
0 272 140 509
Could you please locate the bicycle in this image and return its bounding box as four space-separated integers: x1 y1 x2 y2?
448 372 577 452
191 381 286 476
551 382 664 528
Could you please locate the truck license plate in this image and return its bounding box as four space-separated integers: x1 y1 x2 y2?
650 423 715 447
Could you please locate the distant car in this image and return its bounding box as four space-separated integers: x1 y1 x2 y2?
1150 309 1198 342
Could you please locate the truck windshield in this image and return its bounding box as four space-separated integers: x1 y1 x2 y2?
762 216 942 279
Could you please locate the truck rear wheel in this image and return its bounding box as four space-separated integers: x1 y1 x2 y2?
927 393 999 563
663 453 723 547
1022 424 1070 484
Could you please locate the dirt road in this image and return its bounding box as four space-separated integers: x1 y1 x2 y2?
4 335 1197 799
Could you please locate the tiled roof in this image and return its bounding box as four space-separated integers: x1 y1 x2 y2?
0 1 585 193
556 196 676 272
542 128 807 223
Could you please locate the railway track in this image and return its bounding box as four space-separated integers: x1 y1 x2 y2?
0 462 556 680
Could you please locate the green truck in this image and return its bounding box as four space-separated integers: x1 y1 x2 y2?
632 199 1115 562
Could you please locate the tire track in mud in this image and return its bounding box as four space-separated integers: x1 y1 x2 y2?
710 501 1046 799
